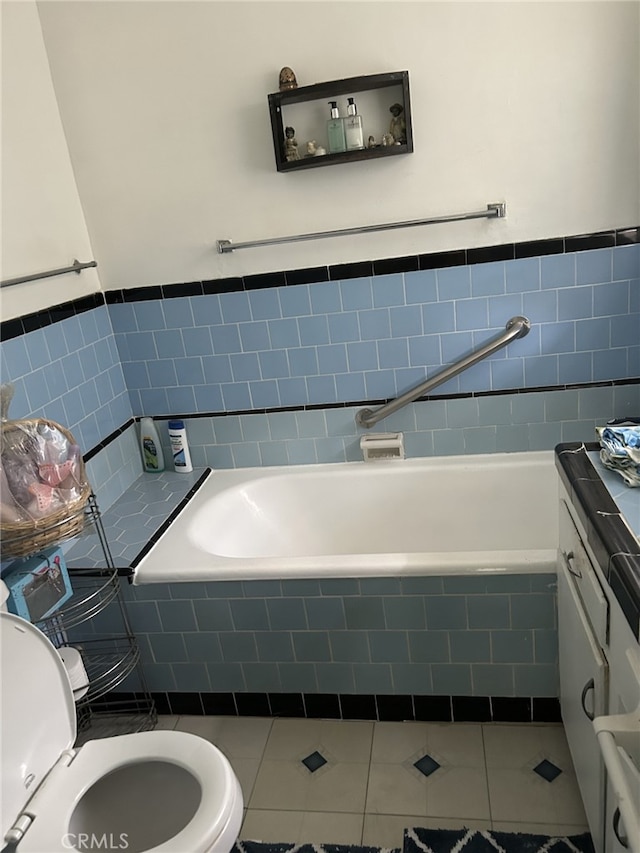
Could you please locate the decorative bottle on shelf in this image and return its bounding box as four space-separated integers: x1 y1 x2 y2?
167 419 193 473
327 101 346 153
344 97 364 150
140 417 164 473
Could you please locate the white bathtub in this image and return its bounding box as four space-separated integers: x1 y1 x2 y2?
133 451 559 584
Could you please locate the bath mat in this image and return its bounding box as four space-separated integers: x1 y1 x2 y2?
404 827 595 853
233 844 398 853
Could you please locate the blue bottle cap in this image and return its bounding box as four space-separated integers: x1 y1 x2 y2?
168 419 185 429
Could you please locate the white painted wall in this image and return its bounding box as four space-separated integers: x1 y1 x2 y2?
3 0 639 317
0 1 101 321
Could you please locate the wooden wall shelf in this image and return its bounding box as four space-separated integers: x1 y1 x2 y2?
268 71 413 172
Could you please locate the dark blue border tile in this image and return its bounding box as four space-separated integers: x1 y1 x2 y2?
123 285 164 302
303 693 341 719
491 697 532 722
201 692 237 715
329 260 374 281
515 238 564 259
244 271 287 290
235 692 271 716
467 244 515 264
452 696 491 722
565 232 616 252
373 255 419 275
268 692 305 717
202 277 243 294
616 227 639 245
414 695 452 721
418 249 466 270
376 694 415 721
167 691 204 715
339 694 377 720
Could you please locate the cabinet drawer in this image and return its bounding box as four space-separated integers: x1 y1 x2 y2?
559 500 609 647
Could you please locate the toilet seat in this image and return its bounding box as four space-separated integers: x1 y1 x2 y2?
13 729 242 853
1 612 243 853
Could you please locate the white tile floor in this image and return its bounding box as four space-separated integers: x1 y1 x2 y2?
157 715 590 849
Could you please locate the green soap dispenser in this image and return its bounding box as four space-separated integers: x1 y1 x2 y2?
327 101 346 153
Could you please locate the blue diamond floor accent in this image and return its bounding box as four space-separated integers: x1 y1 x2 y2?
301 750 327 772
533 759 562 782
414 754 441 777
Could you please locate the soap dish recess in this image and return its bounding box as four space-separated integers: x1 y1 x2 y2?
360 432 404 461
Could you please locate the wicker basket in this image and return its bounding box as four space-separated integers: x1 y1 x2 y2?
0 418 91 559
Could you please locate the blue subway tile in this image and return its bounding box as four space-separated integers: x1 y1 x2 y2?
231 442 261 467
212 325 242 354
471 261 506 297
220 291 251 323
408 335 441 366
254 631 295 662
541 254 576 289
191 293 223 326
511 594 556 629
431 664 472 695
506 257 540 293
230 599 269 630
364 369 396 399
153 329 186 359
335 372 366 401
219 632 258 661
524 355 559 387
422 301 455 334
558 286 594 321
288 347 318 376
249 289 282 321
269 317 300 348
133 301 166 332
437 266 471 300
392 663 433 694
267 598 308 629
541 322 576 355
171 663 211 692
576 248 612 285
258 349 289 379
405 269 437 303
456 298 489 331
183 632 223 663
315 662 355 693
450 631 491 662
149 633 188 663
292 631 331 661
388 306 423 341
202 353 232 383
377 338 409 369
162 297 194 329
347 340 378 371
317 343 348 374
534 630 558 664
157 600 197 632
514 664 558 697
206 662 246 692
593 348 628 381
372 274 405 307
249 380 279 408
330 630 370 662
259 440 289 465
471 663 514 696
369 631 410 663
298 315 330 346
576 317 610 351
353 663 393 693
241 663 281 692
277 377 306 407
359 308 391 340
612 244 639 281
230 352 261 381
305 597 346 629
239 321 270 351
309 281 342 314
467 595 510 628
279 284 311 317
340 277 373 310
492 630 534 662
408 631 449 662
594 280 630 316
278 662 318 692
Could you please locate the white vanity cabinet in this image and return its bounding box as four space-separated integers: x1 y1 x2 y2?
558 498 609 852
558 487 640 853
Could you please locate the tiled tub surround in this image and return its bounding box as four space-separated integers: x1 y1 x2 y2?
66 464 559 706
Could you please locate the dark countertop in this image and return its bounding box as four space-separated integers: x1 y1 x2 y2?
555 442 640 639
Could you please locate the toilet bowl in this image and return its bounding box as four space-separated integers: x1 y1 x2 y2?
1 612 243 853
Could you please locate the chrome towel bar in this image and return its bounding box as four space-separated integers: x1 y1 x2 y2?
0 259 97 289
356 315 531 429
217 202 506 254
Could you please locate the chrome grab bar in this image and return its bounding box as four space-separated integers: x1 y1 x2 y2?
217 202 506 253
0 259 97 289
356 315 531 429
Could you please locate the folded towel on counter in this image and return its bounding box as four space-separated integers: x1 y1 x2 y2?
596 418 640 487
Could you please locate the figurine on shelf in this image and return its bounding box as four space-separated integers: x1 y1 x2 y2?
305 140 318 157
367 135 379 148
381 133 395 147
284 126 300 161
279 66 298 91
389 102 407 144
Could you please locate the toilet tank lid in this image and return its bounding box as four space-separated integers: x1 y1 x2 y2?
0 612 76 839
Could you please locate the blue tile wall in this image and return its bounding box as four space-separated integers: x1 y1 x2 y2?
1 244 638 510
103 573 559 697
106 245 639 418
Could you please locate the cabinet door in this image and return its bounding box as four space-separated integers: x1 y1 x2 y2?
558 555 608 851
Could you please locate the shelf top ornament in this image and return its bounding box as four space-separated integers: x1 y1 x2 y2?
279 66 298 91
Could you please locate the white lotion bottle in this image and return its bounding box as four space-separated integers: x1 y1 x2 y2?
168 419 193 473
344 97 364 150
140 417 165 473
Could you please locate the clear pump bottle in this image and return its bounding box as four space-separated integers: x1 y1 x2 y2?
344 97 364 150
327 101 346 153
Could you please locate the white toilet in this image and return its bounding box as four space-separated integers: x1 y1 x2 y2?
1 610 244 853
